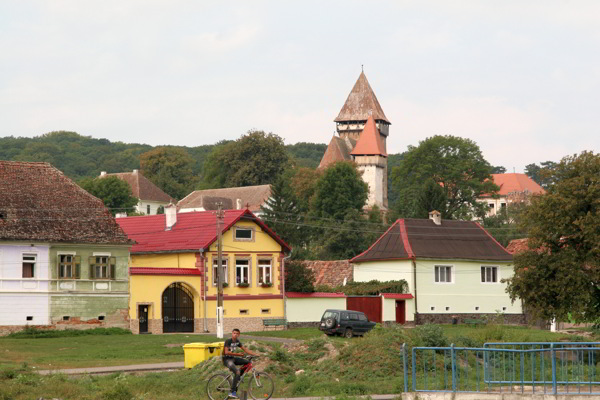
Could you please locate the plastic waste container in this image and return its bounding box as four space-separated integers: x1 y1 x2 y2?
183 342 224 368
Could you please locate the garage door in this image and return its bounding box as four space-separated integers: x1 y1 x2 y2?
346 296 381 323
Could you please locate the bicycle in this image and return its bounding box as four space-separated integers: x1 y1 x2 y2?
206 356 275 400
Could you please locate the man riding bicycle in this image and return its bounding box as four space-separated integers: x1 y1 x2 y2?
223 328 259 399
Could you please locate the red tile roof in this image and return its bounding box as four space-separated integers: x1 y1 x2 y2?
0 161 131 244
352 218 513 262
382 293 414 299
506 238 530 255
285 292 346 298
335 71 390 124
350 116 387 157
130 267 202 275
318 137 354 169
104 171 173 202
116 209 291 254
490 173 545 197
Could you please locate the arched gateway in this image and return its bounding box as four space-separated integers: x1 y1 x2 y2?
162 283 194 333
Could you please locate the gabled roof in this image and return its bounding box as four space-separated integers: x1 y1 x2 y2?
490 173 545 197
352 218 513 263
178 185 271 213
318 136 354 169
0 161 131 244
116 208 290 254
103 170 173 202
350 116 387 157
334 71 390 124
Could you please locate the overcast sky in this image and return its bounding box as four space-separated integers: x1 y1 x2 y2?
1 1 599 172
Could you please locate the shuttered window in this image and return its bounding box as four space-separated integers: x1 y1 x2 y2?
89 256 116 279
59 254 81 279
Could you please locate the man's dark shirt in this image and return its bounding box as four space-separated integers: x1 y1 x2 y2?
223 338 243 359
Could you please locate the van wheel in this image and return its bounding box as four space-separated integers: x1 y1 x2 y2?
324 317 336 329
344 328 353 338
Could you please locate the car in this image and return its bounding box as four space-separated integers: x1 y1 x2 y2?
318 309 376 338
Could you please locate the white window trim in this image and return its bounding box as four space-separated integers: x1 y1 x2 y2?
212 257 229 286
233 226 255 242
434 265 454 284
91 253 112 279
235 258 251 286
481 265 500 284
21 253 37 279
257 259 272 284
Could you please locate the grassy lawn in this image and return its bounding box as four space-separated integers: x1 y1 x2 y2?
0 324 596 400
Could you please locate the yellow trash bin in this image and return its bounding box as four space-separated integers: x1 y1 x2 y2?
183 342 224 369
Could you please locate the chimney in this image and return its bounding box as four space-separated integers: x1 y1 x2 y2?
115 212 127 218
429 210 442 225
133 169 138 174
165 203 177 230
100 171 107 177
236 198 242 210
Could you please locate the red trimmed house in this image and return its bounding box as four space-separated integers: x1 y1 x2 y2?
116 206 290 334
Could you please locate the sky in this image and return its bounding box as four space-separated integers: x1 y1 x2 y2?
1 1 599 173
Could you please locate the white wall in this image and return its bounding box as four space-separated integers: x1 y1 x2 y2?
382 297 414 322
354 260 413 292
137 200 170 215
285 297 346 322
0 244 51 325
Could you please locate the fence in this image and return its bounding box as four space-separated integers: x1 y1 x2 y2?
402 342 600 395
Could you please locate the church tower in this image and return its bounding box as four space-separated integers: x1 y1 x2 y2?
318 71 390 209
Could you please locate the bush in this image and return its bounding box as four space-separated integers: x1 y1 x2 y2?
7 327 132 339
269 348 289 363
411 324 449 348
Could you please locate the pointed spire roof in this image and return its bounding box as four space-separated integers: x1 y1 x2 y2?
334 71 390 124
318 136 354 169
350 116 387 157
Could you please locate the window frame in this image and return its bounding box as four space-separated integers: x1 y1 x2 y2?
58 252 80 279
434 265 453 283
22 253 36 279
89 253 116 280
481 265 499 283
146 204 151 215
257 258 272 285
235 258 250 286
233 227 255 242
212 257 229 286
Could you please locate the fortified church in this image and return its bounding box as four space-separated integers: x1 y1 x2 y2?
318 71 390 210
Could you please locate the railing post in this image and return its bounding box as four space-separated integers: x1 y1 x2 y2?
451 343 457 392
402 343 408 393
551 343 557 395
412 347 417 392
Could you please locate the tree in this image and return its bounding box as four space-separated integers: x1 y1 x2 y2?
391 135 498 220
311 161 368 220
79 176 139 215
506 151 600 322
482 199 529 247
140 147 195 199
491 166 507 174
290 167 322 213
260 174 308 248
202 131 289 188
414 179 448 219
525 161 557 188
284 261 315 293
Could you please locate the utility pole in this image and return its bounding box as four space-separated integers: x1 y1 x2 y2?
216 202 224 339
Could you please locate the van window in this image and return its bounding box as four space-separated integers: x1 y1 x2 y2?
341 312 349 320
349 313 359 321
358 314 367 321
322 311 338 319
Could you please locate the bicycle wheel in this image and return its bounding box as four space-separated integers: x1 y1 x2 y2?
248 371 274 400
207 373 232 400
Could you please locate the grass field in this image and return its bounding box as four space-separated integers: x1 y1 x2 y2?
0 324 595 400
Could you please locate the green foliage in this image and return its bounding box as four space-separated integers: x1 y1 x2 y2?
316 280 409 295
506 151 600 322
269 348 290 363
202 131 289 188
414 179 447 219
391 135 498 220
284 261 315 293
286 142 327 168
311 162 368 220
482 202 529 247
7 327 132 339
140 146 194 199
79 176 139 215
410 324 449 348
525 160 558 188
491 166 507 174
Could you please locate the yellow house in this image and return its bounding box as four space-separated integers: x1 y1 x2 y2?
117 207 291 334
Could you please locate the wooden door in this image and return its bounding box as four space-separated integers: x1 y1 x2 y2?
395 300 406 324
346 296 382 323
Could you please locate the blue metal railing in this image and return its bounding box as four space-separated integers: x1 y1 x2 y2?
402 342 600 395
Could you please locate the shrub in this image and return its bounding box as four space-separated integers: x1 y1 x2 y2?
411 324 449 348
7 327 132 339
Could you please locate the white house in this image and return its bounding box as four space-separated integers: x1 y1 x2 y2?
480 173 545 217
100 170 173 215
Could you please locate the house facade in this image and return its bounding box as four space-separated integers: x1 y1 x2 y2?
0 161 132 333
100 170 173 215
480 173 545 217
116 206 291 334
351 211 524 324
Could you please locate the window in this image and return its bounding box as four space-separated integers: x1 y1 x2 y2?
261 309 270 314
89 255 116 279
500 203 506 209
212 258 228 285
258 259 272 284
59 254 80 279
481 266 498 283
234 227 253 241
488 203 495 209
26 316 33 321
235 259 249 285
147 205 151 215
349 313 359 321
358 314 367 321
22 254 36 278
239 309 249 315
434 265 452 283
